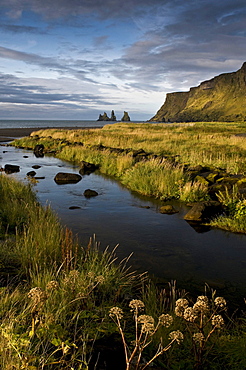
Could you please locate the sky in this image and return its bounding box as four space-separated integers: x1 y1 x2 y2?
0 0 246 121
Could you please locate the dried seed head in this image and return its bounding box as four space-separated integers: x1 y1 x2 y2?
28 287 47 304
129 299 145 312
138 315 155 333
46 280 59 291
193 296 209 314
87 271 95 279
176 298 189 308
109 307 124 319
169 330 184 344
158 314 173 328
183 307 198 322
175 298 189 317
214 297 227 309
193 332 204 344
211 314 224 328
95 275 105 283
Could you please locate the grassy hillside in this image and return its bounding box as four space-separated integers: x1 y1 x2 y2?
151 62 246 122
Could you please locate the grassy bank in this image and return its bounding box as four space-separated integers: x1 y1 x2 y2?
1 174 246 369
13 121 246 233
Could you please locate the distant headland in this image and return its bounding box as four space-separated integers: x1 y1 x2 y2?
150 62 246 122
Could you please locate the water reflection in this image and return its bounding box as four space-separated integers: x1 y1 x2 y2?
1 145 246 303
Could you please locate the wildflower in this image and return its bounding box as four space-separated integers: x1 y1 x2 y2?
28 287 47 305
109 307 124 319
211 314 224 328
193 296 209 315
138 315 155 333
193 332 204 345
183 307 198 322
46 280 59 291
129 299 145 312
214 297 227 310
175 298 189 317
169 330 184 344
158 314 173 328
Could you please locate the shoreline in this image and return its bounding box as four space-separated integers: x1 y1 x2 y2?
0 126 100 142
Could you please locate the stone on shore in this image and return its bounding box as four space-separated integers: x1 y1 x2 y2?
184 201 223 222
159 205 179 214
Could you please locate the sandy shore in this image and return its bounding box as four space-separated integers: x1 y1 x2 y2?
0 126 100 142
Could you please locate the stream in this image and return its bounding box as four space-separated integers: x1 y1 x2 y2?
1 144 246 304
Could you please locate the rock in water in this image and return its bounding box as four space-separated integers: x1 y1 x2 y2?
4 164 20 174
84 189 98 197
54 172 82 184
121 111 131 121
150 62 246 122
34 144 44 157
110 110 117 121
97 112 110 121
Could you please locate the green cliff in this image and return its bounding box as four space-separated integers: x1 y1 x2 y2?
150 62 246 122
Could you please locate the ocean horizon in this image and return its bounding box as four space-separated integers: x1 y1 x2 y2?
0 119 109 130
0 119 148 130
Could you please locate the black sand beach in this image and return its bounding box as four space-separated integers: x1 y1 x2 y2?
0 126 100 142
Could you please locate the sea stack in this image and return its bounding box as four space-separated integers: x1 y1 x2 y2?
121 111 131 121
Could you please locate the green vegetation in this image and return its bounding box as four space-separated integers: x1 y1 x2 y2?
12 121 246 233
1 174 246 369
150 62 246 122
14 121 246 173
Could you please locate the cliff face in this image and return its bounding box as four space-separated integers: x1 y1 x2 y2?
150 62 246 122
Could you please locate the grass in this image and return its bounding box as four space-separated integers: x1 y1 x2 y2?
0 174 143 369
20 121 246 173
0 174 246 368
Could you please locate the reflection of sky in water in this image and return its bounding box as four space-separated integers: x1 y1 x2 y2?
1 145 246 302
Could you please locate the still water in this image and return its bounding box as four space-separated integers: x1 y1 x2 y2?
1 144 246 303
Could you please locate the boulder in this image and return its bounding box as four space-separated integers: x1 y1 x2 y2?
32 165 41 169
4 164 20 174
184 201 223 222
159 205 179 214
84 189 99 197
34 144 44 157
54 172 82 184
79 161 98 175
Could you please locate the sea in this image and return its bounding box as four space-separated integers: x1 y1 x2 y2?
0 119 112 129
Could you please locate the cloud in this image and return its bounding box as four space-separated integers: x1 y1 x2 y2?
0 0 246 119
1 0 171 20
0 24 46 34
0 73 111 105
